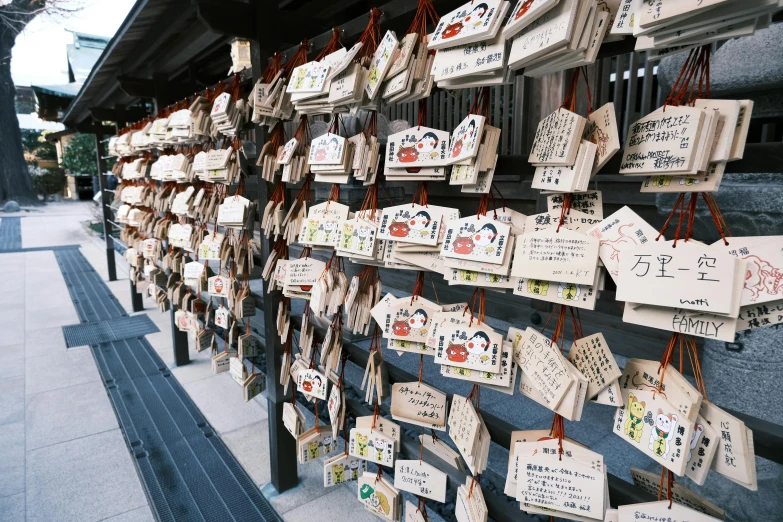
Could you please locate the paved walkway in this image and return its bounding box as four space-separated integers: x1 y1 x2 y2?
0 203 153 522
0 202 378 522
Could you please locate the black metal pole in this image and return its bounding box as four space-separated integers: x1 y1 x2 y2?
94 130 117 282
129 279 144 312
251 37 298 494
170 305 190 366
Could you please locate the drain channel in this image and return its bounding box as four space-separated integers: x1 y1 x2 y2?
54 248 281 522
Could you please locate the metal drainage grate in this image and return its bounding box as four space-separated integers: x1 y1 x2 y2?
55 247 282 522
62 315 160 348
55 248 128 322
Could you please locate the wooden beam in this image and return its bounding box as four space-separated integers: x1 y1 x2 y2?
120 0 193 75
73 122 117 135
89 106 149 123
195 0 326 46
196 0 255 39
117 76 155 98
148 22 225 75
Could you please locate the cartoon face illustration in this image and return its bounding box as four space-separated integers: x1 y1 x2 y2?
374 438 386 461
357 433 369 457
350 460 360 478
306 220 319 241
321 221 338 241
453 236 475 255
214 277 224 293
514 0 534 20
408 211 431 231
527 280 549 295
464 3 489 26
451 139 464 157
416 132 439 156
341 223 355 248
409 309 428 330
332 463 345 483
558 282 580 301
326 137 339 156
368 66 380 85
688 423 704 463
397 146 419 163
293 68 307 89
650 410 678 458
624 392 646 443
389 221 410 237
392 319 411 337
308 440 319 460
357 226 371 250
442 20 464 39
474 223 498 247
314 147 327 161
466 331 490 354
446 343 469 363
302 379 313 393
462 120 476 143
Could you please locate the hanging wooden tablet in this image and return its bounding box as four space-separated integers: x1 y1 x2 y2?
511 227 599 285
619 501 722 522
358 472 401 522
448 115 486 165
323 452 367 487
630 467 725 518
567 333 621 400
619 106 707 176
433 322 503 373
616 240 741 315
378 204 443 246
528 107 587 166
349 428 396 467
701 401 757 490
390 382 448 430
613 388 694 475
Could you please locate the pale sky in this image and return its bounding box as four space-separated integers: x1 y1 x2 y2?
12 0 135 87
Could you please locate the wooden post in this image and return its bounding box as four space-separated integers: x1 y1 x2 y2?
251 37 299 493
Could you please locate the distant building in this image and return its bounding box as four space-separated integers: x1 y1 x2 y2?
29 31 110 123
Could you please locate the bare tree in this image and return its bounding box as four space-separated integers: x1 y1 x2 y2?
0 0 80 203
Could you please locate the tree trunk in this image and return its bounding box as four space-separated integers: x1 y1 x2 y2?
0 29 38 204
